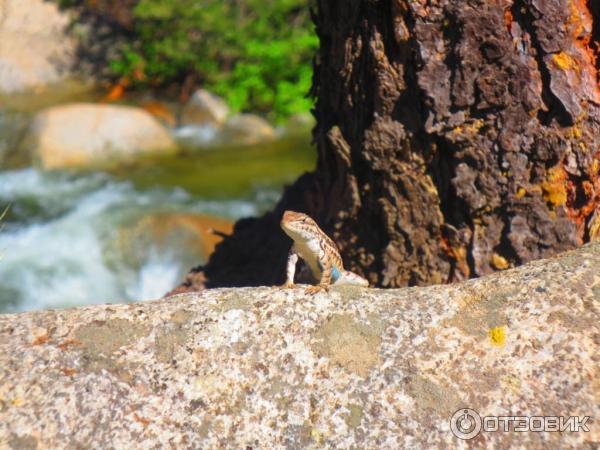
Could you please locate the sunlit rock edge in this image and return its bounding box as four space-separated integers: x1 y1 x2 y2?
0 242 598 448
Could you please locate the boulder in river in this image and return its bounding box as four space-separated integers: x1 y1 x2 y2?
174 113 277 150
27 103 177 170
0 0 77 94
180 89 230 127
0 242 598 448
173 124 220 150
283 112 316 136
220 113 276 146
109 212 233 272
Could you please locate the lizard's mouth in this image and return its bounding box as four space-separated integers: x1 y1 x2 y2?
281 221 295 232
281 221 302 238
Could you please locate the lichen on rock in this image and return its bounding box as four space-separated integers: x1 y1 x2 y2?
0 243 599 448
312 314 382 378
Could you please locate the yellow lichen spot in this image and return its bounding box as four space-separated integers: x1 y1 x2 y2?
449 120 484 138
311 428 323 444
488 326 506 347
541 166 568 207
552 51 578 71
491 253 510 270
465 119 484 133
11 398 24 407
571 126 582 138
515 187 527 199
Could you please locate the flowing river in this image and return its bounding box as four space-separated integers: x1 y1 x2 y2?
0 132 314 313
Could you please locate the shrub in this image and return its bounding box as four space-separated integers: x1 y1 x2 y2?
64 0 318 121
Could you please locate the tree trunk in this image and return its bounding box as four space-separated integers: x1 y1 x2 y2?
171 0 600 294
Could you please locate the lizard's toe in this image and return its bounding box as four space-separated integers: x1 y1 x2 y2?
304 285 328 295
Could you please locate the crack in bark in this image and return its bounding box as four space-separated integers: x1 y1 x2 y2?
512 0 573 126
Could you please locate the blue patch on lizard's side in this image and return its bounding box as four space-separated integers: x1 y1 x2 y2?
317 260 342 282
331 265 341 282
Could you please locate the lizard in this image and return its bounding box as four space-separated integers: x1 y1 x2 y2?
280 210 369 294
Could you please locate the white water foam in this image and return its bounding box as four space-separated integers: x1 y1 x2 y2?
0 168 263 313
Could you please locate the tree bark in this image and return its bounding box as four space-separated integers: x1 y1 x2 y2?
171 0 600 293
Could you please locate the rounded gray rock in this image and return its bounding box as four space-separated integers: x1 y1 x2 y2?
0 243 598 448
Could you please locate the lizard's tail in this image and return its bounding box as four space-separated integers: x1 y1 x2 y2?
335 270 369 287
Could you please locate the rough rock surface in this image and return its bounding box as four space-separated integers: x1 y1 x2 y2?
0 0 77 93
1 243 599 449
27 103 176 169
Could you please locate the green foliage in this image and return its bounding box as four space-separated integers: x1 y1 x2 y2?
109 0 318 121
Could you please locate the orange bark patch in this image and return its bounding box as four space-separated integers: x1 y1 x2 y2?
503 8 513 34
568 0 593 42
547 151 600 243
439 234 470 279
566 0 600 92
570 153 600 221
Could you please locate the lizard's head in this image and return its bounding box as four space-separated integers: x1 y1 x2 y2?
280 210 317 238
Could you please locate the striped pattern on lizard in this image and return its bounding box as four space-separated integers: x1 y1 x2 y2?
280 210 369 294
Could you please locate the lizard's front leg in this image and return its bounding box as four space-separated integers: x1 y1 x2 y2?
305 260 333 295
281 249 298 289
